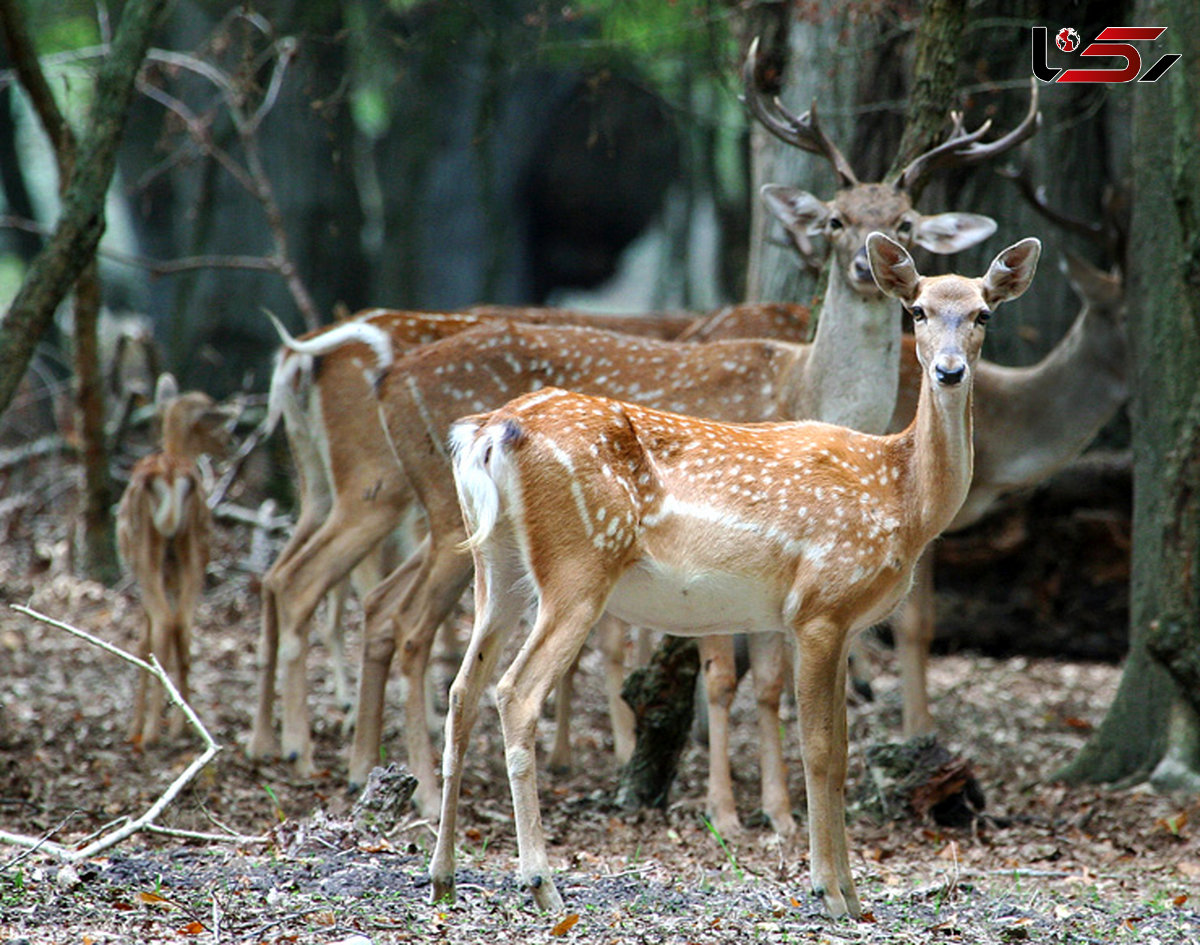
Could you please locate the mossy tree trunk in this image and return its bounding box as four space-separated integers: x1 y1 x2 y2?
888 0 965 194
1058 0 1200 787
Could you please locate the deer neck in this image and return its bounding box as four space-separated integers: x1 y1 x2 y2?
976 306 1126 465
799 272 900 433
161 411 204 463
896 374 975 544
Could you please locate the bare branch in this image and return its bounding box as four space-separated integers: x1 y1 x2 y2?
1 604 229 862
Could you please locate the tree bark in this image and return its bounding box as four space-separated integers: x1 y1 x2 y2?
888 0 965 193
616 636 699 810
0 0 170 416
1058 0 1199 786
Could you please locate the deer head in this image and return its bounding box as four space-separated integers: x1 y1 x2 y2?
745 37 1039 298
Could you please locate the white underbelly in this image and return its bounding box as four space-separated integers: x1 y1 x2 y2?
605 559 785 636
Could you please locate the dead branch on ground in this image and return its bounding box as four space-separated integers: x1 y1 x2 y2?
0 605 266 862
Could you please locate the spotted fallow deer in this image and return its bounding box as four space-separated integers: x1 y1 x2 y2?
249 301 810 775
333 59 1035 822
117 374 231 745
690 40 1038 838
876 172 1129 737
430 234 1041 918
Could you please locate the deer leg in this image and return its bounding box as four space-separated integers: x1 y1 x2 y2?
497 592 606 914
142 612 173 747
250 489 328 761
793 617 860 919
269 504 401 775
129 614 153 743
396 536 474 816
348 542 426 791
320 578 353 713
896 550 936 737
134 569 173 746
168 540 204 739
547 646 581 775
429 553 525 905
749 631 795 836
699 633 741 839
597 615 636 765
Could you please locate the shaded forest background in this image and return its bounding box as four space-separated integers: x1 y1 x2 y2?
0 0 1132 396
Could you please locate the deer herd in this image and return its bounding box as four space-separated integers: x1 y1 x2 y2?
110 43 1130 922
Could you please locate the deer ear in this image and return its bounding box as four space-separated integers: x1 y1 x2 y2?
983 237 1041 306
761 184 829 234
154 372 179 409
761 184 831 266
867 232 920 305
911 212 997 254
1061 249 1123 309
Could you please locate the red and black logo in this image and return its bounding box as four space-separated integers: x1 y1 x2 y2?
1033 26 1180 83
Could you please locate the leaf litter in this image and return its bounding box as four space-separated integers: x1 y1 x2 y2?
1 460 1198 943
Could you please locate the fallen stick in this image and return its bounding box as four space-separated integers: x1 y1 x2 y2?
0 604 258 862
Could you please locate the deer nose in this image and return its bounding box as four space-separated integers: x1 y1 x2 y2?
852 250 873 284
935 362 966 386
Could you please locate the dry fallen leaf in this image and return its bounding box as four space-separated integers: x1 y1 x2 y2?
177 921 206 935
550 913 579 936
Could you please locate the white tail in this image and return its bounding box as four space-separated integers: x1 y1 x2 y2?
429 235 1041 918
117 374 232 746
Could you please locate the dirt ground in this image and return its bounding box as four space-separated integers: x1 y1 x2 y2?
2 452 1199 944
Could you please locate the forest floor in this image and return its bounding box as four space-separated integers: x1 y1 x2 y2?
1 452 1199 945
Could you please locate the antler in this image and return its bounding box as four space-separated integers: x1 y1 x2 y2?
741 36 859 188
997 157 1127 263
895 78 1041 193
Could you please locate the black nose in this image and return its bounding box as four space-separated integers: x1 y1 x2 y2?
852 253 873 283
936 365 966 386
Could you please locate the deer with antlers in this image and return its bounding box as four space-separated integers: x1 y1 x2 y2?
430 234 1041 918
117 374 232 745
688 41 1038 836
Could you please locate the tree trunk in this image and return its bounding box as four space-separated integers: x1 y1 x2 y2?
615 636 699 810
1058 0 1199 786
73 259 119 583
889 0 965 192
0 0 170 415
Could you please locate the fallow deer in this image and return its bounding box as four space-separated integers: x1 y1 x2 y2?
689 40 1037 837
879 176 1128 736
261 42 1036 831
430 233 1041 918
117 374 231 745
249 302 809 774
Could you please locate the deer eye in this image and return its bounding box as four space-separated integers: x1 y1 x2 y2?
896 219 914 238
910 305 926 323
827 216 844 231
976 309 992 325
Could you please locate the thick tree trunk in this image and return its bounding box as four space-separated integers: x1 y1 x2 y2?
1058 0 1199 786
889 0 965 192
